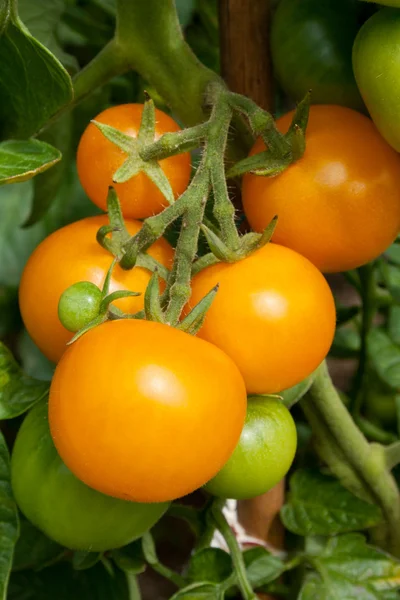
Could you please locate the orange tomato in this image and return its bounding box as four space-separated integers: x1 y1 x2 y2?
77 104 191 219
242 105 400 273
49 319 247 503
189 243 336 394
19 216 173 363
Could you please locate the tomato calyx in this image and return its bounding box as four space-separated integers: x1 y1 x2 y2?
92 98 176 206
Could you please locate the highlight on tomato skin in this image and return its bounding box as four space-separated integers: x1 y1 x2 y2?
242 104 400 273
18 215 174 364
188 242 336 395
48 319 247 504
76 103 192 219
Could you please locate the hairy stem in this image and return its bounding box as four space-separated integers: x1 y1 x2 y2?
305 361 400 556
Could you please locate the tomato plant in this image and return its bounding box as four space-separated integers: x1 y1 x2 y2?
77 104 192 219
12 400 169 551
1 0 400 598
204 396 297 500
242 105 400 273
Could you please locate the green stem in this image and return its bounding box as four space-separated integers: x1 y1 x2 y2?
165 170 210 325
115 0 221 126
351 263 376 415
207 95 240 249
211 503 256 600
306 362 400 556
40 40 128 133
139 123 209 161
150 562 186 589
385 441 400 471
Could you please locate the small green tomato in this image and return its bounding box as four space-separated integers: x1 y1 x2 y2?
204 396 297 500
58 281 102 332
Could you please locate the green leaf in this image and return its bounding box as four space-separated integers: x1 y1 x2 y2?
26 114 72 226
72 551 102 571
8 561 130 600
280 375 314 408
281 469 382 536
0 7 73 139
170 582 223 600
386 244 400 266
243 547 285 588
17 332 54 382
0 430 19 600
299 534 400 599
0 181 46 287
0 342 49 419
331 325 361 358
18 0 76 70
0 140 61 185
176 0 195 27
111 540 146 575
12 518 63 572
187 548 232 584
368 328 400 389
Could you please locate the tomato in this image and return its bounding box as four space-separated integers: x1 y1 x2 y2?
270 0 364 110
76 104 191 219
49 319 247 503
353 8 400 152
204 397 297 500
58 281 102 332
188 243 335 394
19 215 173 363
242 105 400 273
11 401 169 551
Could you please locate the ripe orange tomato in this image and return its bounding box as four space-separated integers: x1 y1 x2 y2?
19 215 173 363
77 104 191 219
188 243 336 394
242 105 400 273
49 319 247 503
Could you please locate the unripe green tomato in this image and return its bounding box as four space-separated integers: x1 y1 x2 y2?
11 401 169 551
58 281 102 332
353 8 400 151
270 0 364 111
204 397 297 500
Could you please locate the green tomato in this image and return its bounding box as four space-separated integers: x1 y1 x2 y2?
11 401 169 551
58 281 102 332
353 8 400 151
270 0 365 110
204 397 297 500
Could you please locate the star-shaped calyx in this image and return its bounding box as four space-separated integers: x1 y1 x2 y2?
92 98 175 205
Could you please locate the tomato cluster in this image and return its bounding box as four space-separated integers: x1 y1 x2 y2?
14 61 400 553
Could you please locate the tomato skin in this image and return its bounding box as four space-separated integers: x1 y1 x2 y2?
11 401 169 551
271 0 364 110
76 104 191 219
189 243 336 394
353 9 400 152
49 319 247 503
19 215 173 363
242 105 400 273
204 397 297 500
